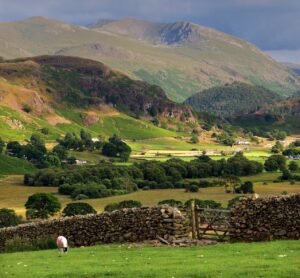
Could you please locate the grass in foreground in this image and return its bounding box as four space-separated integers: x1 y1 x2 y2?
0 241 299 277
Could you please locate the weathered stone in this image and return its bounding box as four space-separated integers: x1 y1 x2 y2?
230 194 300 242
0 206 190 250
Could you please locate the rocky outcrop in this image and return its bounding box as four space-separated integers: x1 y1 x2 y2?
0 206 190 250
229 194 300 241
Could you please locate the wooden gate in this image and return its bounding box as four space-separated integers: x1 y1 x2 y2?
190 201 231 241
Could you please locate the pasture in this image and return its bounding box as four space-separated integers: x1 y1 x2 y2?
0 241 299 277
1 173 300 216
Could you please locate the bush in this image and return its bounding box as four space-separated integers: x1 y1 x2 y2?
288 161 299 172
227 196 246 208
22 104 32 113
188 184 199 192
62 203 97 216
0 208 20 228
104 200 142 212
236 181 254 194
158 199 183 207
184 199 222 209
25 193 61 219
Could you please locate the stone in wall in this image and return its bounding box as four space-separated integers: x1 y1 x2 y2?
229 194 300 241
0 206 190 250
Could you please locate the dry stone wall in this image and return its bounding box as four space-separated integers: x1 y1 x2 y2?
230 194 300 241
0 206 189 250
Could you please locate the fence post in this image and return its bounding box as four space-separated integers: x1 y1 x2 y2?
191 200 196 239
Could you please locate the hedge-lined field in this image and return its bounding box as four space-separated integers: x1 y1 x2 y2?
1 174 300 216
0 241 299 277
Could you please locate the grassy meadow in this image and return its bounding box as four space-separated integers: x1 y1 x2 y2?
1 172 300 217
0 241 299 277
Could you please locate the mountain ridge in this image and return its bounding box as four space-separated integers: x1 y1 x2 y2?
0 16 299 102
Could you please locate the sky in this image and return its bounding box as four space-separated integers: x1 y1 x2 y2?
0 0 299 63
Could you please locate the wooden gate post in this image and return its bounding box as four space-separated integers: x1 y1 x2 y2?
191 200 196 239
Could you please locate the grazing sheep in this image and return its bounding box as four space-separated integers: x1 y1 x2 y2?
56 236 68 254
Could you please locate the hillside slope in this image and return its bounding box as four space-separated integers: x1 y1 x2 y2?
184 82 278 118
0 17 299 102
0 55 192 141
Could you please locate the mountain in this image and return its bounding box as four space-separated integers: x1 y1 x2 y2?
0 55 193 141
184 82 279 118
0 17 299 102
234 95 300 134
282 62 300 75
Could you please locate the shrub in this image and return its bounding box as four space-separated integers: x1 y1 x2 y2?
288 161 299 172
236 181 254 194
184 199 222 209
264 155 286 172
22 104 32 113
40 128 49 135
188 184 199 192
104 200 142 212
62 203 97 216
158 199 183 207
25 193 61 219
0 208 20 228
198 180 212 187
227 196 246 208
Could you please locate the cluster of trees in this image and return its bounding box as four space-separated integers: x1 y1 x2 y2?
56 132 131 162
247 127 287 141
6 134 63 168
2 131 132 169
24 153 262 199
57 130 102 152
215 132 235 146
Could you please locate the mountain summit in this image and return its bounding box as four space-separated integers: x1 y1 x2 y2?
90 18 203 45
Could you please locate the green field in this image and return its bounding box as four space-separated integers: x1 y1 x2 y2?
0 155 36 175
1 173 299 216
0 241 299 277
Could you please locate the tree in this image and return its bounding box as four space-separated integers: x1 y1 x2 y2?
102 135 131 161
62 203 96 216
288 161 299 172
271 141 284 154
188 184 199 192
190 135 199 144
0 208 20 228
237 181 254 194
221 175 241 193
6 141 23 157
44 153 61 168
25 193 61 219
0 137 5 153
52 145 68 160
264 155 286 172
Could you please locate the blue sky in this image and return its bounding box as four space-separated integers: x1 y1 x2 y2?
0 0 299 62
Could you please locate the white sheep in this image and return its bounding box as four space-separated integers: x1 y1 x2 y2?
253 193 260 199
56 236 68 254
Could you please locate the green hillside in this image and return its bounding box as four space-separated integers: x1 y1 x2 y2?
0 17 299 102
0 56 191 141
0 154 36 175
185 82 279 118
